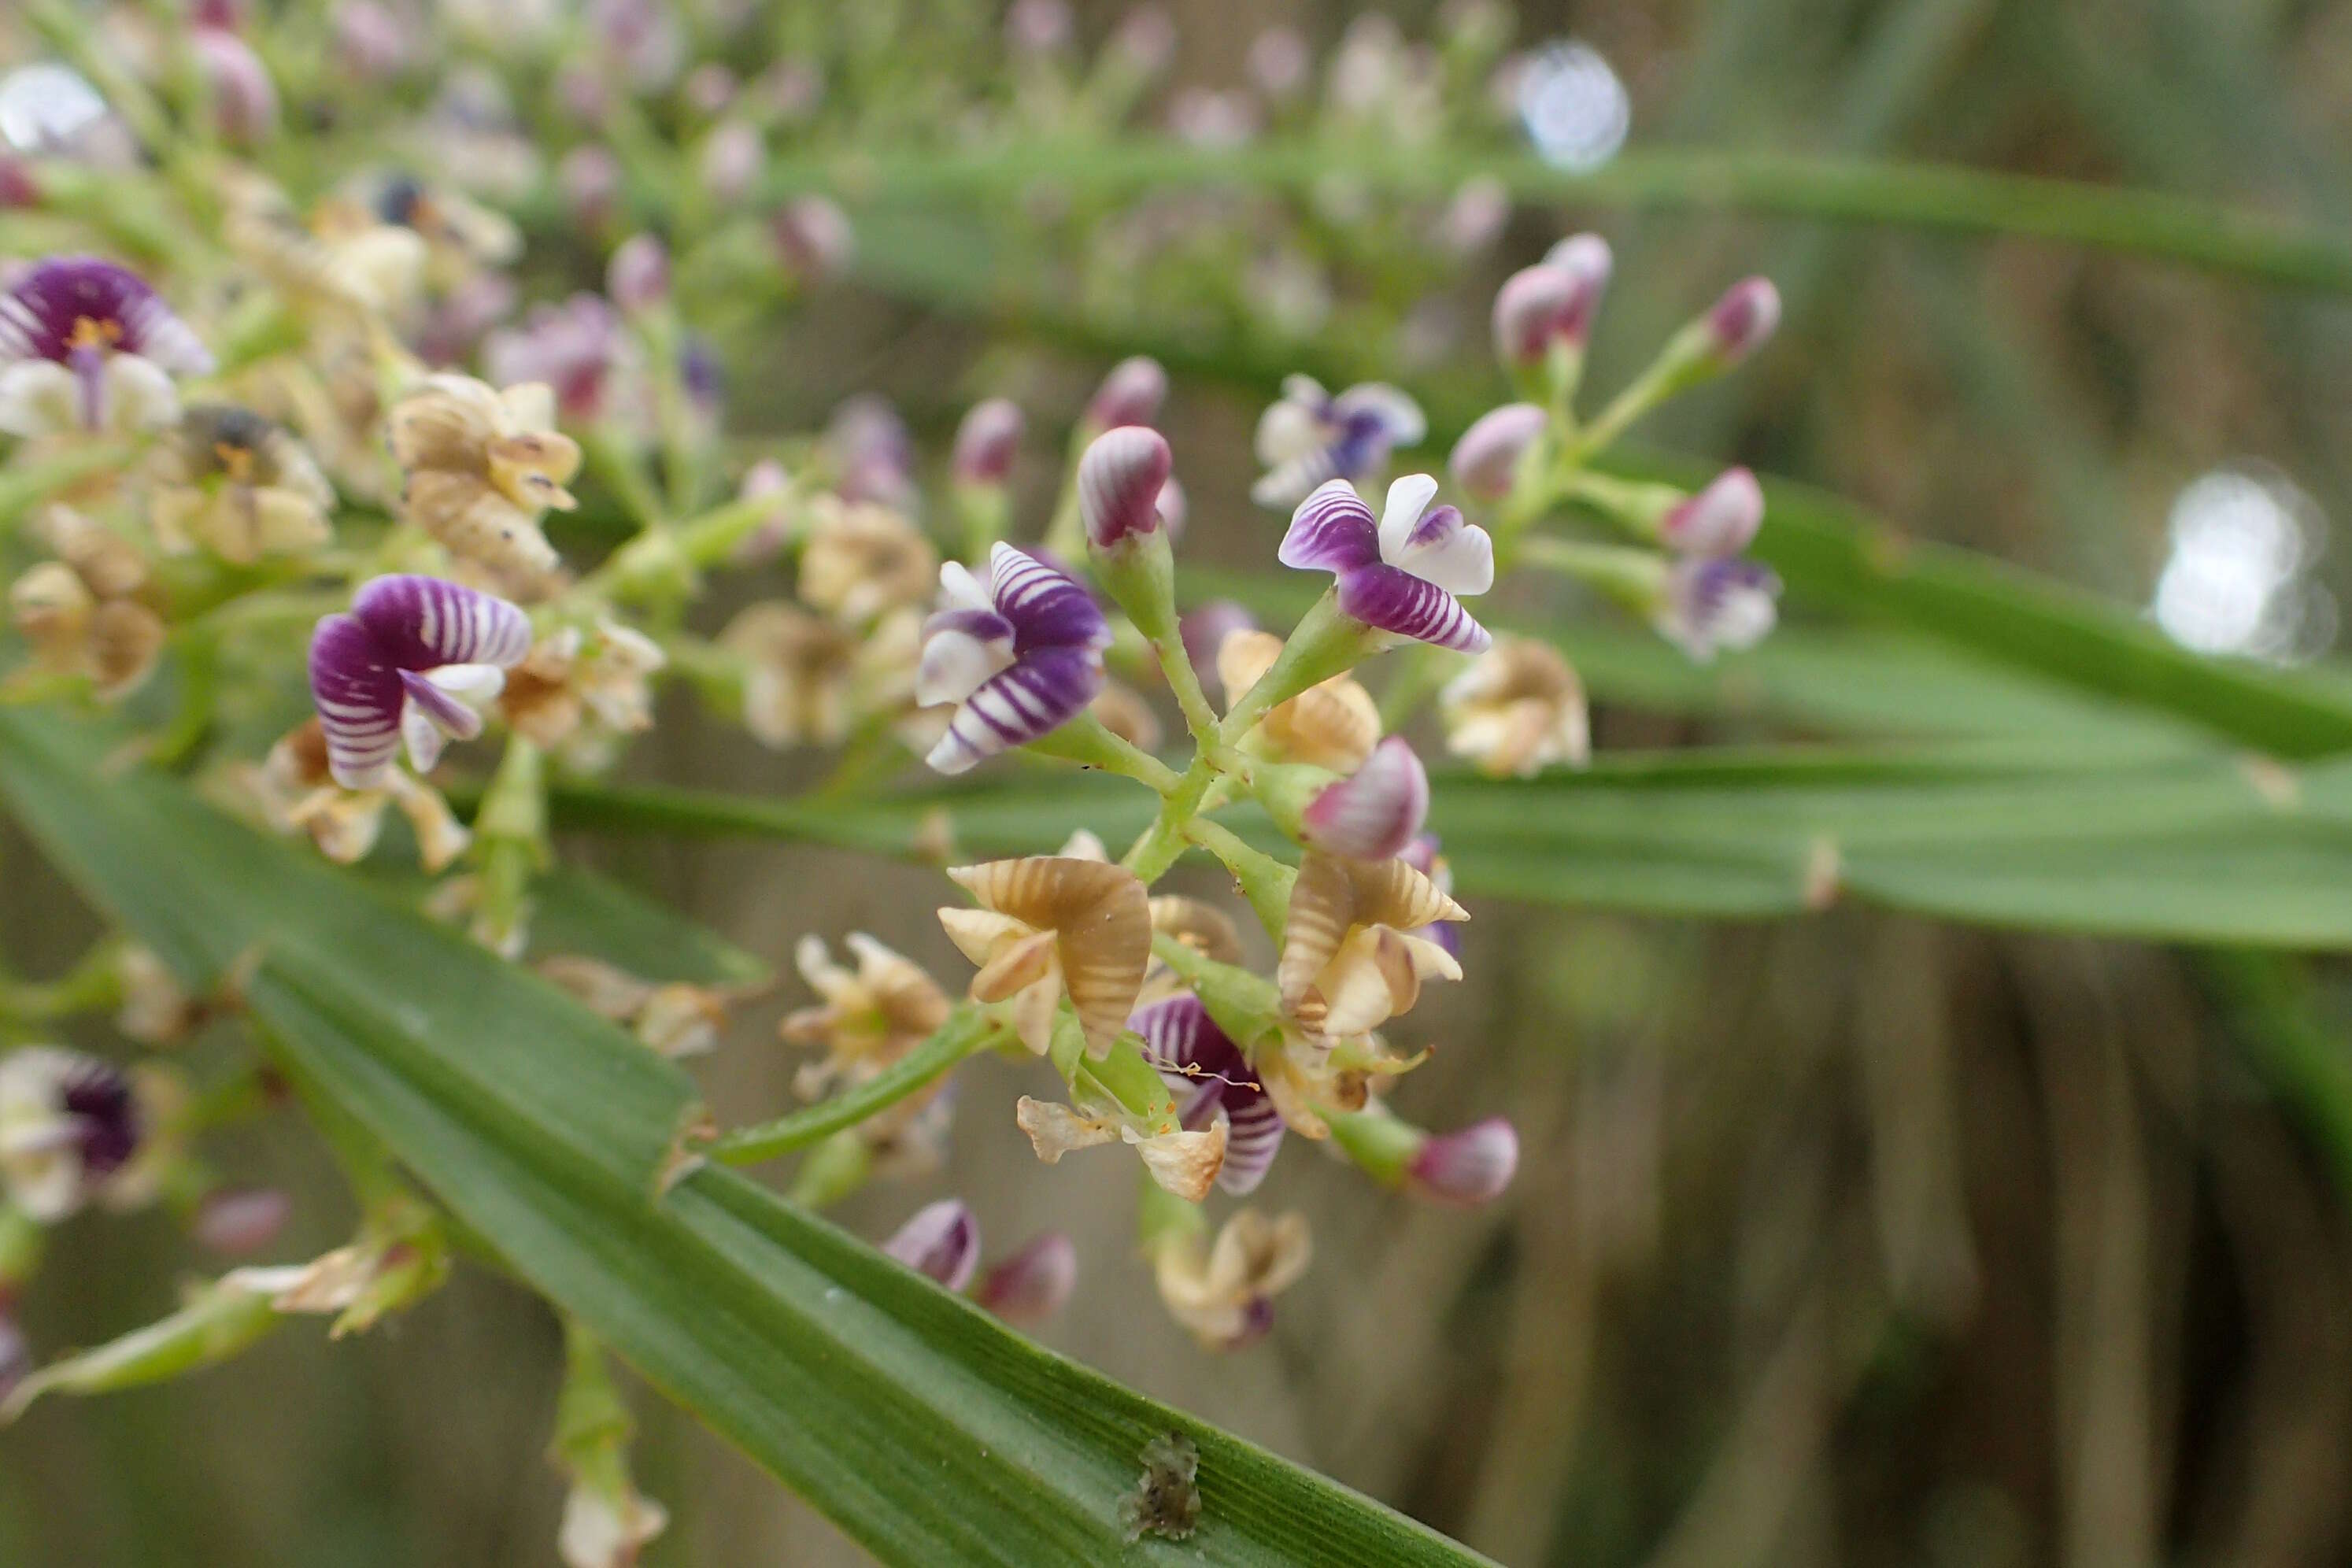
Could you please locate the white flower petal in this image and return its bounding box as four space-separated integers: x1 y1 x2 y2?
0 361 78 438
914 626 1013 708
1377 472 1442 564
1396 519 1495 597
102 353 179 432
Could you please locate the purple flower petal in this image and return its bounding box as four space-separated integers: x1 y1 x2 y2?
1659 467 1763 558
399 668 486 740
989 544 1110 653
1301 735 1429 860
1078 425 1172 549
882 1198 980 1292
1278 480 1381 573
57 1053 140 1180
926 644 1105 775
0 256 213 375
353 575 532 670
1132 994 1284 1195
1335 563 1491 653
309 613 405 788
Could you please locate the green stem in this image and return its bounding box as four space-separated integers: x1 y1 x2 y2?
710 1008 1001 1166
1182 818 1295 939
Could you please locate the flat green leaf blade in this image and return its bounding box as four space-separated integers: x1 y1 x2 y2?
0 712 1488 1568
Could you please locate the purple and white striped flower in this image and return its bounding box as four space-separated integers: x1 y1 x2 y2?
916 544 1111 775
1657 556 1781 662
1406 1116 1519 1206
308 575 532 790
1279 475 1495 653
0 257 213 437
1077 424 1172 549
1133 993 1285 1195
0 1047 142 1222
1301 735 1429 862
881 1198 981 1292
1251 375 1427 509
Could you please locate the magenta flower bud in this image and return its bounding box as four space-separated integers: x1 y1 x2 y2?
698 120 764 205
771 195 853 283
331 1 409 80
1155 475 1187 539
193 28 279 146
882 1199 980 1292
1085 356 1167 431
1407 1117 1518 1205
1491 242 1610 369
952 398 1024 486
1078 425 1172 550
1110 6 1178 74
1706 276 1781 363
1448 402 1547 500
683 63 739 117
605 235 669 313
1301 735 1429 861
975 1232 1078 1326
1179 600 1255 688
1005 0 1074 54
557 146 622 230
1247 27 1310 98
1660 467 1763 558
194 1187 294 1256
192 0 248 31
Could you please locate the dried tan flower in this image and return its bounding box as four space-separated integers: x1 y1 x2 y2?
780 934 952 1100
1217 627 1381 771
1152 1209 1312 1348
1439 636 1589 776
388 375 579 584
795 499 937 624
939 856 1151 1056
147 405 335 565
1278 853 1466 1038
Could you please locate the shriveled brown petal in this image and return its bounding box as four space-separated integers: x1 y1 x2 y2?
967 926 1058 1004
1129 1121 1226 1204
1278 853 1466 1027
1204 1208 1312 1299
388 375 504 473
1217 628 1381 771
537 954 655 1019
88 601 166 698
1308 926 1422 1039
1015 1096 1119 1163
11 560 92 659
403 470 559 579
947 856 1151 1056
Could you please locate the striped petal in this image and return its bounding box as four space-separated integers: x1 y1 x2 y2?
926 645 1105 775
948 856 1150 1056
309 612 405 789
881 1198 980 1292
1334 563 1491 653
1131 994 1285 1195
1278 479 1381 573
1077 425 1171 549
1301 735 1429 860
352 574 531 671
988 543 1109 653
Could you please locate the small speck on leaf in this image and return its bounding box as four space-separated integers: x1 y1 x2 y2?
1119 1433 1201 1544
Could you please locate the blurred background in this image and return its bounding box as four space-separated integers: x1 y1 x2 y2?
10 1 2352 1564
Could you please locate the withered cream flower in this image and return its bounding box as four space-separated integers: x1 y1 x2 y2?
499 619 666 754
721 601 919 749
939 856 1151 1056
1438 637 1590 777
387 374 580 584
147 404 335 565
244 718 474 871
1278 853 1467 1039
796 498 938 624
1152 1209 1311 1350
780 933 952 1101
1217 627 1381 772
10 508 165 700
536 956 735 1059
1014 1093 1227 1203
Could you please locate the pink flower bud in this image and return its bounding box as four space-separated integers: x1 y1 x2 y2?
1448 402 1547 500
1301 735 1429 860
771 196 853 283
605 234 669 313
1078 425 1173 549
193 28 279 146
952 398 1024 486
882 1199 980 1292
1707 276 1781 363
1179 600 1255 686
1155 475 1186 539
683 63 738 117
1005 0 1074 54
1437 177 1511 261
1085 356 1167 431
698 120 764 205
1659 467 1763 557
194 1187 294 1256
975 1232 1078 1326
558 146 623 230
1247 27 1311 98
1491 241 1610 368
1407 1117 1518 1205
331 0 409 80
1110 6 1178 74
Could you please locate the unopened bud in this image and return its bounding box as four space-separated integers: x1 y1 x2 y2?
605 234 669 313
1006 0 1074 54
697 120 764 205
1659 467 1762 557
975 1231 1077 1326
771 195 852 283
1492 238 1610 369
1109 6 1178 74
194 28 279 146
331 1 408 80
1085 356 1167 431
1300 735 1428 860
558 146 623 231
952 398 1025 486
881 1199 980 1292
1078 425 1172 550
1448 401 1547 500
1705 276 1780 364
1406 1117 1518 1205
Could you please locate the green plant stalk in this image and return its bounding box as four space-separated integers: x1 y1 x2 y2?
710 1007 1001 1166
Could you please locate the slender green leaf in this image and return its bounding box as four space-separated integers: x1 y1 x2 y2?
531 864 772 987
0 712 1487 1568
